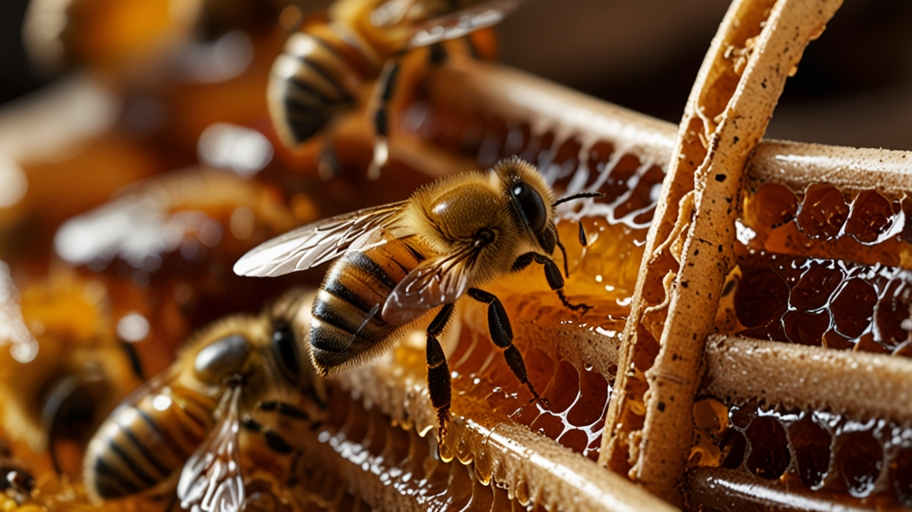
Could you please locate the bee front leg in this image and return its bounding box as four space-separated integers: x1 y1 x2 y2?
467 288 549 408
367 56 402 180
260 399 326 430
426 303 455 444
241 416 294 454
512 252 593 313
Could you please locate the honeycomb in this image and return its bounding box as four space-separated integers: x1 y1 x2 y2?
740 182 911 267
3 0 912 511
714 173 912 356
290 383 537 511
722 250 912 354
688 397 912 509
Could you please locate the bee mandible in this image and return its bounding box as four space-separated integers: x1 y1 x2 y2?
83 291 327 510
270 0 524 179
234 157 600 440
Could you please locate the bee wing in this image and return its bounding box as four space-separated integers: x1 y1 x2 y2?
104 365 180 416
381 242 480 325
406 0 525 48
176 387 244 512
233 201 407 277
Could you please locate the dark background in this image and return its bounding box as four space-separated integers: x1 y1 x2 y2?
3 0 912 151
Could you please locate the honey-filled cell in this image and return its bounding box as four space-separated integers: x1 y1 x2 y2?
874 280 912 347
733 268 789 328
566 366 611 428
893 446 912 508
744 416 791 480
835 429 884 498
688 399 912 508
782 310 830 346
830 279 877 339
740 182 911 268
743 183 799 232
845 190 898 244
540 360 582 414
788 262 843 311
541 137 583 182
796 185 850 239
788 414 831 489
722 250 912 356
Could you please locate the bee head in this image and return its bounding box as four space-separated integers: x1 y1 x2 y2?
193 333 251 385
493 157 557 254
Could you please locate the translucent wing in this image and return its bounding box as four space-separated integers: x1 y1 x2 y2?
177 387 244 512
406 0 525 48
381 242 481 325
233 201 407 277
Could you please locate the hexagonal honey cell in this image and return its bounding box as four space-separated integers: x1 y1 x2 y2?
688 398 912 509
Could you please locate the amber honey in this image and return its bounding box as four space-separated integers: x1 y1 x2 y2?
719 248 912 355
742 182 911 269
689 397 912 509
290 384 537 511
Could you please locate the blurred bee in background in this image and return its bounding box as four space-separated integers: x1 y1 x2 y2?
22 0 202 79
83 289 327 511
270 0 524 179
21 0 294 79
0 267 143 478
234 157 600 440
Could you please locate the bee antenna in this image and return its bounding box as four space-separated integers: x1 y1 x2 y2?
552 191 603 207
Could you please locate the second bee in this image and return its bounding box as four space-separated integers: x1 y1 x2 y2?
270 0 523 178
83 291 327 510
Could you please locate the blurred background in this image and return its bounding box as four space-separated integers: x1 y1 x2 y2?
2 0 912 151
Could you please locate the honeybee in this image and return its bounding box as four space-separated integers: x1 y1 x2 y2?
0 268 143 477
269 0 524 179
83 290 327 508
234 157 600 440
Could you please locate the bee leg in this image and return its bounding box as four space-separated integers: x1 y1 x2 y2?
426 303 455 444
241 416 294 454
259 401 310 420
120 340 145 380
539 254 592 314
512 252 593 313
428 43 448 65
467 288 549 408
367 57 402 180
317 140 340 180
260 400 325 430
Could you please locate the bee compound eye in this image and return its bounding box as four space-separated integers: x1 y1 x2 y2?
194 334 250 383
512 183 548 234
272 322 302 384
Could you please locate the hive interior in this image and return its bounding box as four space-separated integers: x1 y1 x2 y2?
1 0 912 511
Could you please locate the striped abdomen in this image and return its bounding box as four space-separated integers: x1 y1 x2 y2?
84 386 218 499
268 23 375 148
310 238 427 373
